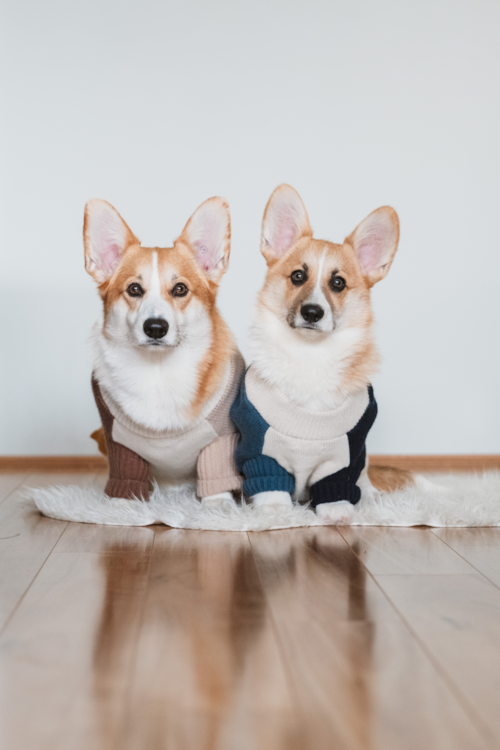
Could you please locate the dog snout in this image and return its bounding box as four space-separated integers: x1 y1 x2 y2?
143 317 169 340
300 304 324 324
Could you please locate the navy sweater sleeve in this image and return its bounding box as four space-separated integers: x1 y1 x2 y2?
230 374 295 497
309 386 378 508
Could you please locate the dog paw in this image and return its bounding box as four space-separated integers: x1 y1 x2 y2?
316 500 354 525
201 491 234 508
251 491 293 508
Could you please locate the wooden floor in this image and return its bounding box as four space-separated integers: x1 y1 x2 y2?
2 473 500 749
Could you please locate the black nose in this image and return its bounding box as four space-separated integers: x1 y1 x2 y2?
143 317 169 340
300 304 324 324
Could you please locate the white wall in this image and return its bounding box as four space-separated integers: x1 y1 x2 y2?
1 0 499 455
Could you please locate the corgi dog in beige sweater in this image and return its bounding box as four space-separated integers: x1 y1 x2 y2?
231 184 414 525
84 197 244 503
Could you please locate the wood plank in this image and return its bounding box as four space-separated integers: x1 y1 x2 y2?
0 472 29 504
432 528 500 589
0 473 93 631
375 573 500 743
339 527 475 575
249 528 491 750
122 528 303 750
433 528 500 547
445 547 500 591
2 454 498 472
3 469 500 748
55 521 154 554
0 549 150 750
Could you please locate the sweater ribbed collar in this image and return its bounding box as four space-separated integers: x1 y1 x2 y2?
245 366 370 441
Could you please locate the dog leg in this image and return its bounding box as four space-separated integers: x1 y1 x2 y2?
251 491 293 508
316 500 354 525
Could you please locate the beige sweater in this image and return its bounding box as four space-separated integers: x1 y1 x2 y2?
92 351 245 501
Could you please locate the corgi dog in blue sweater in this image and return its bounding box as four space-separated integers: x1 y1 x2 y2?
231 184 414 525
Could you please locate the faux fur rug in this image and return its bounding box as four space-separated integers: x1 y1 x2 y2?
28 472 500 530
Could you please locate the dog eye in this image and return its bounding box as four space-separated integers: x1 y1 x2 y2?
330 275 346 292
172 282 189 297
291 270 307 286
127 283 144 297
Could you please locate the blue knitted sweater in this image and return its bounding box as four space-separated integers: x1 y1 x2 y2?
230 367 377 506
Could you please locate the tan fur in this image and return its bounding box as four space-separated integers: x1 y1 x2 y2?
260 188 312 264
255 185 414 492
83 200 139 286
190 309 233 417
91 428 107 456
345 206 400 287
178 197 232 284
166 238 234 417
255 186 402 396
368 464 415 492
259 236 380 391
85 196 236 447
96 231 234 422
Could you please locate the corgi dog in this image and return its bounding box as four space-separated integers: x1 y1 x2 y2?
84 197 244 504
230 184 413 525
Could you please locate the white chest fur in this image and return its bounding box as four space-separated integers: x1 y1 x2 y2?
248 307 369 411
91 323 225 433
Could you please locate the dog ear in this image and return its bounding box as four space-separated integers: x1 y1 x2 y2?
346 206 400 286
83 200 139 284
261 184 312 264
178 197 231 283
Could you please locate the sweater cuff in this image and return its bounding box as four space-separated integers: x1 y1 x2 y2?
242 456 295 497
197 474 243 498
309 479 361 508
243 475 295 497
105 478 150 501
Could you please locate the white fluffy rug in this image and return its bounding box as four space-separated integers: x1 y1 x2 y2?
28 472 500 530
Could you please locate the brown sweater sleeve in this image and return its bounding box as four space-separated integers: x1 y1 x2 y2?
91 377 150 501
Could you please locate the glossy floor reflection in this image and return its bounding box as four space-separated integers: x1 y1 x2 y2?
1 473 500 749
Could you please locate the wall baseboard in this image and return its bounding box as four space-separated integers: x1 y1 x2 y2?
0 454 499 473
369 455 500 471
0 455 108 471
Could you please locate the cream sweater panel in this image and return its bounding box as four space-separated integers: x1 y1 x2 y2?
245 368 370 500
101 354 242 484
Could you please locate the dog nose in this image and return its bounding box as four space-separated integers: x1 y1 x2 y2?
300 304 324 324
143 318 169 340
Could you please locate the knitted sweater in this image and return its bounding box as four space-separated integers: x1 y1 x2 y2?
230 367 377 506
92 351 245 501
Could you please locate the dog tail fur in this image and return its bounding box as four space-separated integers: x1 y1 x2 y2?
368 464 415 492
91 427 108 456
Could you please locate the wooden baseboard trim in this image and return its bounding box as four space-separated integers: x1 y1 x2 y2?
0 455 108 472
369 455 500 472
0 454 498 473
